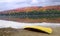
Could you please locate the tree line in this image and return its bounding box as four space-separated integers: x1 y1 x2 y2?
0 10 60 19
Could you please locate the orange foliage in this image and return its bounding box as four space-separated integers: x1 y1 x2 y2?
0 5 60 14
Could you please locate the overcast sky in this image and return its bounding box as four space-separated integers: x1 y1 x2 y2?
0 0 60 11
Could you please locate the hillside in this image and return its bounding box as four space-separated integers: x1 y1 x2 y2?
43 5 60 10
0 6 42 14
0 5 60 14
0 5 60 23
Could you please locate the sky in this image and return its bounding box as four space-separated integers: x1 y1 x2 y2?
0 0 60 11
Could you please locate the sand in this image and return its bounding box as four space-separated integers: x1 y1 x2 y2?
0 27 60 36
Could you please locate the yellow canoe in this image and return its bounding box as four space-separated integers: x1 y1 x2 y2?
24 26 52 34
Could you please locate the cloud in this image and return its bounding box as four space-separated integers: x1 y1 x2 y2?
0 0 60 11
0 0 27 3
51 0 60 2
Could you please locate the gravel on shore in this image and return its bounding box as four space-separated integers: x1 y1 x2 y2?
0 27 60 36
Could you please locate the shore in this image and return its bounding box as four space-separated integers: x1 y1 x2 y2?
0 18 60 23
0 27 60 36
